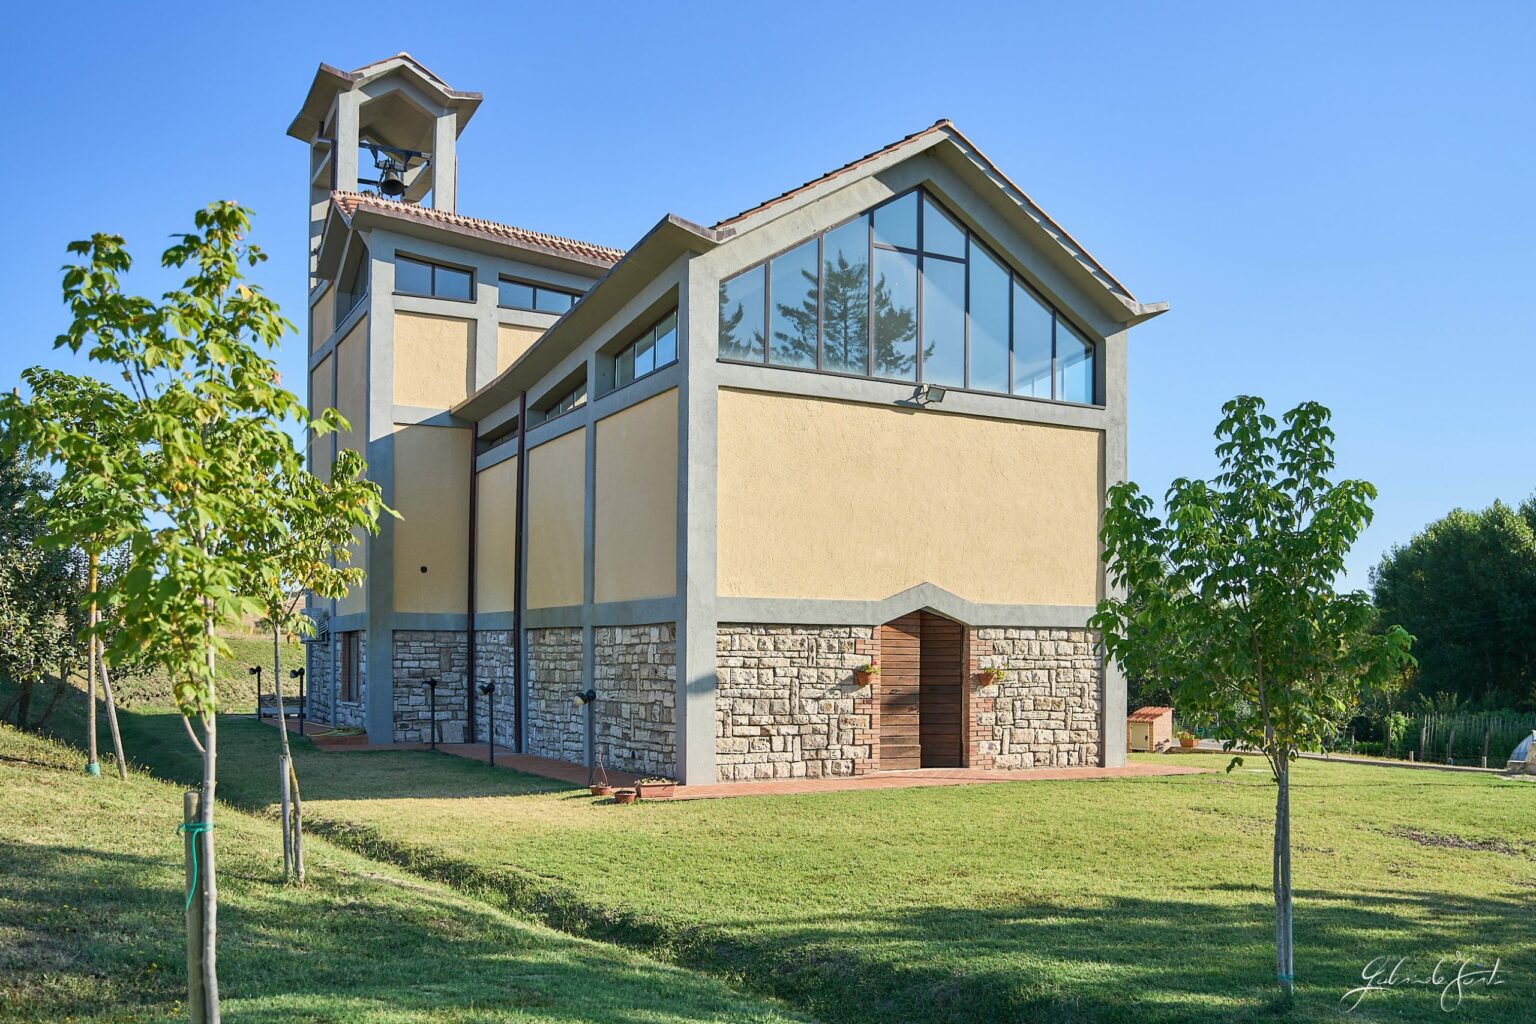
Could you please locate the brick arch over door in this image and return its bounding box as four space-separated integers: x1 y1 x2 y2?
878 611 965 769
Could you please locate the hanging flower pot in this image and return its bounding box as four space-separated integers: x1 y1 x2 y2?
854 659 880 688
977 666 1007 687
590 784 613 797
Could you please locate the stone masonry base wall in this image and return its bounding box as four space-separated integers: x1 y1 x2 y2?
715 625 878 781
473 629 520 748
525 627 584 764
717 621 1104 779
969 627 1103 768
392 631 469 744
305 635 333 724
331 631 366 731
593 624 677 778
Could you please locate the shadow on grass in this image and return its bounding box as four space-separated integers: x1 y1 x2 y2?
0 739 802 1024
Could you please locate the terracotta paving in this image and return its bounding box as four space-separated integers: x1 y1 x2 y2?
669 761 1209 801
259 716 1207 798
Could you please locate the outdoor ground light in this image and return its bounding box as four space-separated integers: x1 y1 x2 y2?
248 666 262 719
573 690 598 784
289 668 306 736
478 682 496 764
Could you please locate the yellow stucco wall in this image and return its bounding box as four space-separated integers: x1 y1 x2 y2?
716 390 1103 607
310 285 335 354
525 428 585 609
333 317 368 618
497 324 543 375
595 389 678 603
394 312 473 409
392 424 471 614
474 456 518 613
308 354 334 484
334 317 368 457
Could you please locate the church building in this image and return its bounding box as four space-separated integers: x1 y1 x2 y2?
290 54 1168 784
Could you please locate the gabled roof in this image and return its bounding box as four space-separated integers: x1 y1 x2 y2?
287 53 482 143
1128 707 1174 723
715 119 1166 327
327 191 625 266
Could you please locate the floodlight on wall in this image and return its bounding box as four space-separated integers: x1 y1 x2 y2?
572 689 597 707
914 383 948 406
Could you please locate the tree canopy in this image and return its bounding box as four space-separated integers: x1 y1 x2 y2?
1371 495 1536 711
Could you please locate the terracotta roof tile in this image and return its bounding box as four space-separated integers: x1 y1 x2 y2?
1128 706 1174 723
331 191 625 264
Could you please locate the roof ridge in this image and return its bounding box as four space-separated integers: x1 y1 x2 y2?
713 119 952 230
331 191 625 262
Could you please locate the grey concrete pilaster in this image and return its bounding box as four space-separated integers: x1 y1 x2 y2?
334 93 360 194
432 113 456 213
1099 328 1130 767
677 260 718 784
363 251 397 743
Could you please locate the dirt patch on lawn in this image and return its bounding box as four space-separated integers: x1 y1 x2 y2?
1394 827 1530 857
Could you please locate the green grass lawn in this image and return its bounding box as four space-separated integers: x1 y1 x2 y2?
105 633 305 713
0 722 807 1023
60 700 1532 1024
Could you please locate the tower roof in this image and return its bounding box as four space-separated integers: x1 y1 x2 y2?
286 53 482 143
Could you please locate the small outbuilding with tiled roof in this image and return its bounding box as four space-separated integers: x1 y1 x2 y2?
1127 707 1175 752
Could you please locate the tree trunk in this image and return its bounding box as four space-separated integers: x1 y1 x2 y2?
198 711 221 1023
98 659 128 780
271 619 302 880
1273 759 1295 998
35 657 71 730
15 677 34 730
86 554 99 774
183 790 207 1024
289 761 305 882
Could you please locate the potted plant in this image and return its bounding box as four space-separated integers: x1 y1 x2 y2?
590 756 612 797
636 776 677 800
977 665 1006 687
1178 729 1197 749
853 659 880 687
612 789 638 805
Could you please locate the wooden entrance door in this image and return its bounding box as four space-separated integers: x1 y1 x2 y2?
878 613 922 769
918 613 964 767
878 611 964 770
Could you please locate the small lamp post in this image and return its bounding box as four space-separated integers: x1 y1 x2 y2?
248 666 263 719
289 667 306 736
572 689 597 785
423 676 440 750
478 682 496 765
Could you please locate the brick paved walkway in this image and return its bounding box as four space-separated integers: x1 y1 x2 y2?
261 717 1206 797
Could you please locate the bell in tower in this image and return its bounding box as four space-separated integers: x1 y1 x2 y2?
287 54 482 273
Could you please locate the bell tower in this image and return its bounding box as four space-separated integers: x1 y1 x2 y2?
287 54 482 274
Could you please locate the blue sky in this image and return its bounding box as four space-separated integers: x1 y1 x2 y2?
2 1 1531 589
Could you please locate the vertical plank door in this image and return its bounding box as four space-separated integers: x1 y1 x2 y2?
918 612 964 767
878 613 922 769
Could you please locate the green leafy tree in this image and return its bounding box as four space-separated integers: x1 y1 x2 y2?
11 368 143 776
5 201 384 1022
243 445 384 881
1371 497 1536 710
0 446 78 731
1091 396 1414 997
